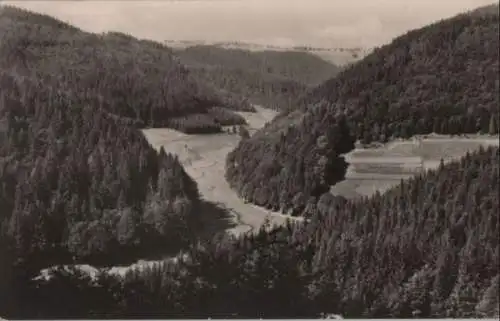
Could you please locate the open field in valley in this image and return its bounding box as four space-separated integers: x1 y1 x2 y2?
331 134 499 199
143 105 302 237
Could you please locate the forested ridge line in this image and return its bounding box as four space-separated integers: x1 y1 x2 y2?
177 45 340 85
225 4 500 216
175 45 341 111
0 5 250 134
3 146 498 319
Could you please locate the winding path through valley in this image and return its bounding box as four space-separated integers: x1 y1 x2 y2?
38 109 498 279
142 106 303 236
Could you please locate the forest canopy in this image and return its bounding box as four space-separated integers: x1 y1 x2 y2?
0 3 499 320
0 5 227 275
0 5 249 134
175 45 340 111
5 145 498 319
225 5 500 215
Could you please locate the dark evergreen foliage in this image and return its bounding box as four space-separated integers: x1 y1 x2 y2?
302 10 499 141
0 5 230 271
176 45 340 111
5 147 498 319
0 5 248 134
225 7 500 214
0 70 203 269
1 4 499 320
226 109 354 216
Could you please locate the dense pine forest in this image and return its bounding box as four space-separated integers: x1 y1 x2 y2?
1 3 499 320
0 70 205 268
177 46 340 85
0 6 250 134
2 146 498 318
0 4 230 296
226 5 500 215
175 45 340 111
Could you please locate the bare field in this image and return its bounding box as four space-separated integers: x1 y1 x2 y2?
345 172 416 180
349 164 423 175
350 166 422 176
330 178 402 199
347 147 420 158
417 139 499 160
333 134 499 199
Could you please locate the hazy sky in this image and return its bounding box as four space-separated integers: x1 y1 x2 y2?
3 0 497 48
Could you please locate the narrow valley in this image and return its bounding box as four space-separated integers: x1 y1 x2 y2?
143 105 305 236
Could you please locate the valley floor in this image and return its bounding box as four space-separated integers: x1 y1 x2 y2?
142 105 303 237
37 116 498 279
331 134 499 199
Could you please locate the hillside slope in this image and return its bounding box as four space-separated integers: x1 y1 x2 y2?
0 69 204 270
176 45 340 85
175 45 340 111
0 5 237 283
0 6 248 134
226 4 500 215
8 146 499 319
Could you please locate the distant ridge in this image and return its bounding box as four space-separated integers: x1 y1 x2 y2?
174 44 342 110
165 39 368 53
165 39 371 66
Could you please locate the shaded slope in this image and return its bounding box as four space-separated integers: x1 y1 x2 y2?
225 5 499 215
0 69 203 271
175 45 340 111
0 5 247 134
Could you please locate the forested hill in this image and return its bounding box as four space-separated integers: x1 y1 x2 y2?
174 45 340 111
7 146 499 319
225 5 500 215
300 3 500 137
0 70 203 271
0 6 249 134
0 5 225 280
176 45 340 85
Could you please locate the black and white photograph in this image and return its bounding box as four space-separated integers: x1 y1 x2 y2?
0 0 499 319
